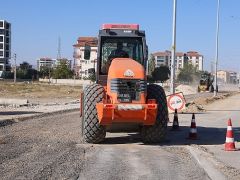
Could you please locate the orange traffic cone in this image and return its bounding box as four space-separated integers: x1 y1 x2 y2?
172 109 179 130
188 113 197 140
225 119 237 151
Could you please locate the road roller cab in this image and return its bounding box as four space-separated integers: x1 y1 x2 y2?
81 24 169 143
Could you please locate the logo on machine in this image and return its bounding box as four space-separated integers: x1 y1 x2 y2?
124 69 135 77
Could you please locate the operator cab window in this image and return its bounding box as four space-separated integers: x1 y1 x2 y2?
100 37 143 74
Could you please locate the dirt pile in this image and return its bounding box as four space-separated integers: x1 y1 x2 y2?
176 85 197 95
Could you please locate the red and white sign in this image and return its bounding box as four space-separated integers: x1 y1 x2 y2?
167 92 186 113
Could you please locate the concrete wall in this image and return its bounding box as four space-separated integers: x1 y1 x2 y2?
39 78 92 86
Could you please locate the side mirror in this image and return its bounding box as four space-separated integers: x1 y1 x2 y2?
84 45 91 60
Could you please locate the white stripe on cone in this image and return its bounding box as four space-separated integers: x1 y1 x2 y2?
225 137 234 143
190 128 197 133
227 126 232 131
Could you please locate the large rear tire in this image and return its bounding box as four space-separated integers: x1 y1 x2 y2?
141 84 168 143
83 84 106 143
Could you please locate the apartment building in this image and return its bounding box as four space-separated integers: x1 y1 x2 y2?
152 50 203 72
229 71 238 84
37 57 72 71
152 51 170 67
37 58 55 71
217 70 230 83
0 20 11 77
186 51 203 71
73 37 98 79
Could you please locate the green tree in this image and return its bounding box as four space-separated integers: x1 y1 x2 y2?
39 66 53 79
17 61 38 79
52 61 73 79
177 63 198 83
151 66 170 82
148 54 155 76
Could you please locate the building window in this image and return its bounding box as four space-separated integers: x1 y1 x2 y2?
0 44 3 49
6 23 10 29
6 45 9 50
5 51 9 58
0 51 3 56
0 36 3 42
157 56 164 63
84 45 91 60
0 21 3 28
6 38 9 43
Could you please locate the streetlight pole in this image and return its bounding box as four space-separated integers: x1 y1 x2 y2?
13 53 16 83
170 0 177 94
214 0 220 96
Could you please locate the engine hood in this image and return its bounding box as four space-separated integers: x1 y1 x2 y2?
108 58 145 80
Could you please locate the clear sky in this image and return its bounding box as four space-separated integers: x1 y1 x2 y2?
1 0 240 71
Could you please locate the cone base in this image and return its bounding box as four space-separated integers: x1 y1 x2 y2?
187 133 198 140
171 126 180 131
224 148 238 151
225 143 237 151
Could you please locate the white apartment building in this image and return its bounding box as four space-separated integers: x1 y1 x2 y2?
186 51 203 71
0 20 11 77
217 70 230 83
152 50 203 73
152 51 170 67
37 57 72 71
73 37 98 79
37 58 55 71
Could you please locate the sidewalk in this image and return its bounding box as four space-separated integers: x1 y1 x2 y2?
168 94 240 178
0 98 80 124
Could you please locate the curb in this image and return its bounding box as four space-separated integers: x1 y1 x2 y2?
0 108 79 127
186 146 226 180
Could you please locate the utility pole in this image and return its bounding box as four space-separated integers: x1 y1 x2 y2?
73 48 77 86
170 0 177 94
13 53 16 83
214 0 220 96
57 36 61 60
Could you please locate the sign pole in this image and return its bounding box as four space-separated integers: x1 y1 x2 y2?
170 0 177 94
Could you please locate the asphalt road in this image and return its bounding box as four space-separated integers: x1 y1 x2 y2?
1 92 240 180
0 112 210 180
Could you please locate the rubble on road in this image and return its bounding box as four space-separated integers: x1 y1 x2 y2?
184 92 237 113
0 98 29 106
0 99 80 124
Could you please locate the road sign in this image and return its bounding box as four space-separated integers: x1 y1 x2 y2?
167 92 186 113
